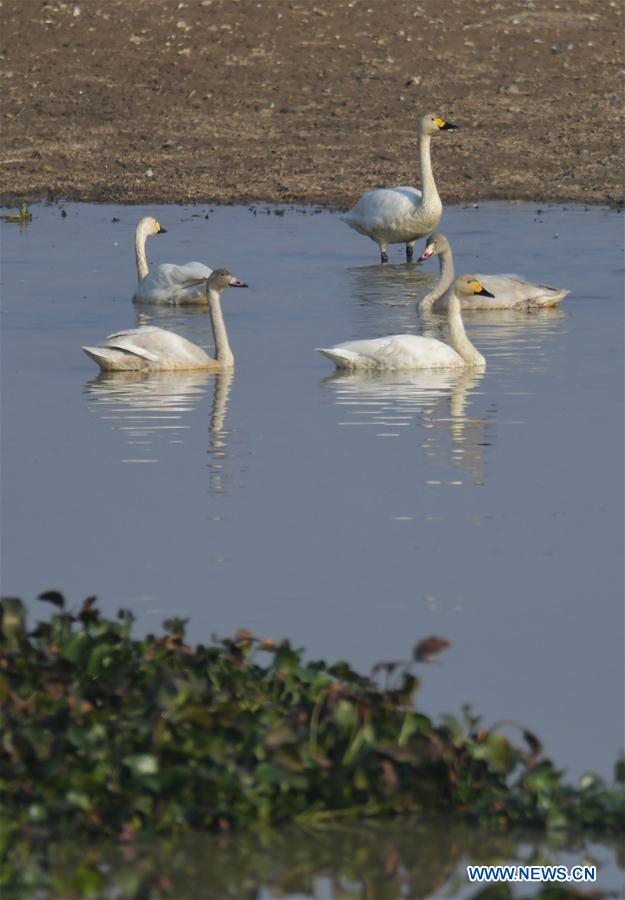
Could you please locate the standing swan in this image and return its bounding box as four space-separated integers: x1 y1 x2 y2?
84 270 247 372
316 275 493 371
418 233 569 311
132 216 213 304
341 113 457 264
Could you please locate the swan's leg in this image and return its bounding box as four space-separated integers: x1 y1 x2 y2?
406 240 416 262
378 240 389 264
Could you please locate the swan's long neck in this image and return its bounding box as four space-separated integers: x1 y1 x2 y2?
208 287 234 367
135 223 149 282
448 291 485 367
420 245 455 309
418 133 442 219
210 369 233 435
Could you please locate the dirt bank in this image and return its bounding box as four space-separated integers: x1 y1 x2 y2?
0 0 623 209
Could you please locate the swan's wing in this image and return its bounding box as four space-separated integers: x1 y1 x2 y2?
134 262 212 303
105 342 159 362
102 327 163 362
388 186 423 202
104 326 209 364
317 337 409 369
157 262 213 285
331 335 461 368
105 326 160 340
477 275 569 306
343 187 422 230
357 335 461 367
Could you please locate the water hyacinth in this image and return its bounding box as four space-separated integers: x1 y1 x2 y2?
0 593 623 847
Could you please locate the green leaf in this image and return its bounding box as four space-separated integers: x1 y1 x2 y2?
27 803 48 823
86 643 115 676
472 733 516 775
334 700 358 731
124 754 159 776
0 597 27 641
66 790 91 810
60 631 90 667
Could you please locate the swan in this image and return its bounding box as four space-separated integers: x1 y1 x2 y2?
84 269 247 371
418 233 569 311
316 275 493 371
131 216 213 304
341 112 457 263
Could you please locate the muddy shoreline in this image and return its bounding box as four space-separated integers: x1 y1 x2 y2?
1 0 623 209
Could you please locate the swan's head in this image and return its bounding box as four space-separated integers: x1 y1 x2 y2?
208 268 248 293
454 275 494 299
138 216 167 236
420 113 458 137
419 232 451 261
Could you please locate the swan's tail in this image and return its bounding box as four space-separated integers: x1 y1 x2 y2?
536 287 570 307
315 347 359 369
82 346 143 371
340 210 360 230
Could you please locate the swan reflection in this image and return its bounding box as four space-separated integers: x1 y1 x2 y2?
420 305 568 369
346 264 432 335
83 370 237 494
134 304 211 327
323 368 488 485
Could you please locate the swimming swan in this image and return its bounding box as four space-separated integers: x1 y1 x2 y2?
316 275 492 371
84 270 247 371
341 112 457 263
132 216 213 304
418 233 569 311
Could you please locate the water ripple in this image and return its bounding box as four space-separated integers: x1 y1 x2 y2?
83 370 243 496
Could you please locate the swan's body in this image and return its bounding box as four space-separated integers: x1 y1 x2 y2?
317 276 492 372
83 327 213 372
318 334 466 370
131 216 213 304
84 270 247 372
419 233 569 311
133 261 214 305
342 113 457 263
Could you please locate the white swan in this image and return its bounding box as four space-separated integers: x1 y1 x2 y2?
131 216 213 304
316 275 492 371
84 269 247 371
341 112 457 263
418 233 569 311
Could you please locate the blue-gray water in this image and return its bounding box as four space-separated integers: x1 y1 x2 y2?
1 203 623 795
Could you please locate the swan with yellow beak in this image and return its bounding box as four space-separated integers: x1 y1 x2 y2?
341 112 458 263
317 276 493 371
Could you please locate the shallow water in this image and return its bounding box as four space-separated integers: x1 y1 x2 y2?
1 202 623 787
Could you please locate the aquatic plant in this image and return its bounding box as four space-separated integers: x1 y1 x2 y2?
1 592 623 850
0 202 32 223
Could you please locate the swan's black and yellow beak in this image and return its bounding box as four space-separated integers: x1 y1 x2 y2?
434 117 458 131
470 279 494 298
157 226 167 234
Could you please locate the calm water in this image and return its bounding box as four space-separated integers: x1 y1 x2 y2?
14 825 622 899
1 203 623 798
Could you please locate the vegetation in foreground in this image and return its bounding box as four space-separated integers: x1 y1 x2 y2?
1 593 623 848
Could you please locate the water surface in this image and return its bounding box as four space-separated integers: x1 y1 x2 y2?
12 824 623 899
1 202 623 787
